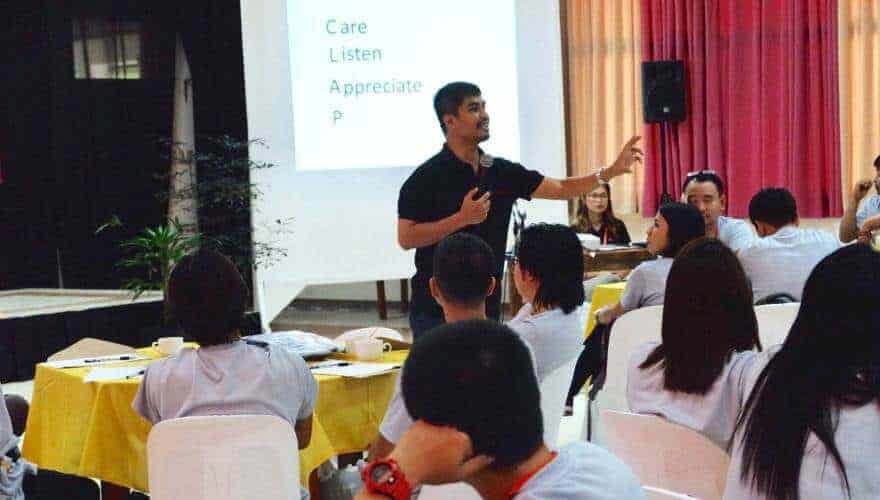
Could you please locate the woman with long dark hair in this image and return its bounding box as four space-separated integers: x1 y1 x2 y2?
726 244 880 499
627 238 762 448
572 184 631 245
566 203 704 414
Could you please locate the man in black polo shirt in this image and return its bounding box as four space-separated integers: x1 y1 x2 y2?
398 82 642 338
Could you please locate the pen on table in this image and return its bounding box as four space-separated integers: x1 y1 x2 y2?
309 362 351 370
244 339 269 348
84 355 135 364
125 370 145 380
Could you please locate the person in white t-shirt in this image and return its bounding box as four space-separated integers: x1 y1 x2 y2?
356 321 644 500
626 238 762 448
725 244 880 500
508 223 588 382
132 249 318 449
739 187 840 303
595 202 704 325
839 154 880 243
367 232 499 460
683 171 756 253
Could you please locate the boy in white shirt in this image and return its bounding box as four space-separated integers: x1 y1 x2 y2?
739 187 840 302
356 321 643 500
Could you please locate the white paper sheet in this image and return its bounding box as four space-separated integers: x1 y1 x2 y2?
43 353 147 369
83 366 146 382
310 362 400 379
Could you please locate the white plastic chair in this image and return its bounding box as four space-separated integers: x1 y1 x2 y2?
147 415 300 500
754 303 799 348
540 356 578 448
643 486 697 499
583 305 664 443
602 411 729 500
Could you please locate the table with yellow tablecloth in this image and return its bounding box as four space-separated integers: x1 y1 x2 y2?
21 345 405 490
585 282 627 335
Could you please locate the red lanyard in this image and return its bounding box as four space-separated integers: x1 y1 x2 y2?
506 451 558 498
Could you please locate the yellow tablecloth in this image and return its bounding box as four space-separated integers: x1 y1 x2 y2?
585 282 627 336
22 346 405 490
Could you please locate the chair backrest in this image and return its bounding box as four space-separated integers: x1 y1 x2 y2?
598 306 664 412
643 486 697 499
602 411 729 500
147 415 300 500
754 303 800 348
417 482 482 499
539 355 579 448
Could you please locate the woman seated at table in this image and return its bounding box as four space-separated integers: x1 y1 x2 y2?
595 202 705 325
132 249 318 450
626 238 762 448
572 184 631 245
573 185 632 299
508 223 589 381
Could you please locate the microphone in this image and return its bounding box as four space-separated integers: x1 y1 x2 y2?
474 153 494 199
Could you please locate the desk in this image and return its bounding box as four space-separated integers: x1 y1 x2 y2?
22 346 404 490
507 247 651 317
585 282 627 335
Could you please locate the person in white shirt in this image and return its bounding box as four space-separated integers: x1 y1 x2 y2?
367 232 498 459
683 171 756 252
356 321 644 500
726 244 880 500
372 227 585 457
839 154 880 243
595 202 704 325
132 249 318 450
508 223 588 382
739 187 840 303
626 238 762 449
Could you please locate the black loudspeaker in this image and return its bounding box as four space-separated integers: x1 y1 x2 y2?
642 60 686 123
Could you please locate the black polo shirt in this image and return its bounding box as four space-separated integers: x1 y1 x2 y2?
398 144 544 315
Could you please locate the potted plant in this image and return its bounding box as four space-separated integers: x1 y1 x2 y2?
96 216 202 329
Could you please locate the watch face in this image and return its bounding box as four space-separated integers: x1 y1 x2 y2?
370 462 393 482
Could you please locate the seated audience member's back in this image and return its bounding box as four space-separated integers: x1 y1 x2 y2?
508 224 587 381
360 320 643 500
725 244 880 500
132 249 317 433
627 238 762 448
739 187 840 302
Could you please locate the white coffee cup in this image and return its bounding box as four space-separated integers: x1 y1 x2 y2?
152 337 184 356
352 338 392 361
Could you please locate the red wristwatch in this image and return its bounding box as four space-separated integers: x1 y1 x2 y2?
361 458 413 500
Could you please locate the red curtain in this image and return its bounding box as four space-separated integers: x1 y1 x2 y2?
640 0 841 217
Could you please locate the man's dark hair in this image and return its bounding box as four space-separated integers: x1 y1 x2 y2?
873 154 880 169
167 249 248 346
514 223 585 314
433 233 495 308
682 171 725 197
434 82 481 134
402 320 543 469
657 202 706 257
748 187 798 229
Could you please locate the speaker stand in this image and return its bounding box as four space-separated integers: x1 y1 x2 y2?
658 121 673 205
